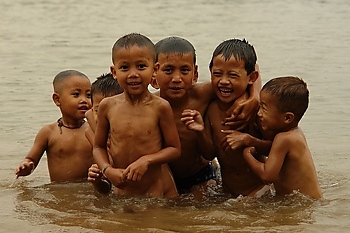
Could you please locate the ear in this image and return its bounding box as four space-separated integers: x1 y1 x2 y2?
284 112 295 124
110 66 117 80
192 65 199 84
248 70 259 84
52 92 60 107
151 63 160 89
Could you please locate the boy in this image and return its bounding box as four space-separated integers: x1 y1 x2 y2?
15 70 93 182
93 33 181 198
151 37 261 197
86 73 178 197
242 76 323 199
182 39 268 197
85 73 123 194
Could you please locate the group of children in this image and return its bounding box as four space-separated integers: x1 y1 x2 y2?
15 33 323 200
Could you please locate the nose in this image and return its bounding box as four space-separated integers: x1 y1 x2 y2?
128 67 139 78
257 106 262 117
171 70 182 82
219 76 230 85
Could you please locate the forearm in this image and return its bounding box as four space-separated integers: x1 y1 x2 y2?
144 147 180 166
93 147 110 170
246 135 272 156
196 130 216 161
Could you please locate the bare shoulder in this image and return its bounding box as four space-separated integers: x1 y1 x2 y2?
190 81 212 97
151 94 172 110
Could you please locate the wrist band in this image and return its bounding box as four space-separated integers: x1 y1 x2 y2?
102 164 111 178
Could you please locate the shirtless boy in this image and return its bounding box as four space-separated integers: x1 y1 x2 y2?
182 39 268 197
16 70 93 182
243 76 323 199
152 37 261 197
93 33 181 198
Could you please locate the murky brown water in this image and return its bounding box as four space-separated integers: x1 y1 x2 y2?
1 0 350 232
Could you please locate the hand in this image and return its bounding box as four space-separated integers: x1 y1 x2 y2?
106 167 128 189
15 159 35 178
122 156 149 181
223 97 259 130
220 130 250 152
87 164 102 183
181 109 204 132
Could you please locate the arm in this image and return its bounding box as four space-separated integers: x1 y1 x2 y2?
221 129 272 156
243 134 288 183
15 126 49 178
93 99 126 188
123 101 181 181
181 109 215 160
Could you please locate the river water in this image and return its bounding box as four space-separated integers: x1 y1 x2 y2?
1 0 350 232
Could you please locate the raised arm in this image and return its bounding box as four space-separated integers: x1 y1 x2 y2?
181 109 215 161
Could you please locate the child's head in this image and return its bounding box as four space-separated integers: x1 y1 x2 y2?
52 70 92 119
91 72 123 121
209 38 258 104
258 76 308 133
151 36 198 99
110 33 156 96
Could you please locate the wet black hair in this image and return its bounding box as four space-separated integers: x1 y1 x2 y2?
209 38 257 75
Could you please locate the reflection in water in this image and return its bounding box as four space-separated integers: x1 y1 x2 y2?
14 181 320 232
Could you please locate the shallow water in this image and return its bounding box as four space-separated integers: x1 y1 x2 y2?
1 0 350 232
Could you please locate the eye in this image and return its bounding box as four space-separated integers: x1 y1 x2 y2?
229 73 239 78
163 67 173 74
138 64 147 69
212 71 222 77
181 67 190 74
72 92 80 97
87 93 91 98
120 65 128 70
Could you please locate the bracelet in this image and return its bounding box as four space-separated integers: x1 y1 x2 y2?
102 164 111 178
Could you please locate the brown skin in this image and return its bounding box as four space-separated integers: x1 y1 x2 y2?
93 45 181 197
243 91 322 199
16 75 93 182
152 52 261 197
181 55 265 197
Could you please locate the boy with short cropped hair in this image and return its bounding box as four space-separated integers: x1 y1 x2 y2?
93 33 181 198
182 39 269 197
16 70 93 182
243 76 323 199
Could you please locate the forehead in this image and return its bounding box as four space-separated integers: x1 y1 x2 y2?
113 45 155 63
60 75 90 90
157 52 194 66
212 54 245 69
260 90 279 106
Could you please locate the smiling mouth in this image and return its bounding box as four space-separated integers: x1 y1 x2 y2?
128 82 141 86
219 88 233 95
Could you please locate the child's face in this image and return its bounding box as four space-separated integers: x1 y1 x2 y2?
154 52 198 100
210 55 254 104
92 93 104 124
111 45 155 96
257 90 285 133
56 75 92 120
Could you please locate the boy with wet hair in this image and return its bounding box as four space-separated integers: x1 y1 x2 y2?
16 70 93 182
93 33 181 198
242 76 323 199
152 36 261 198
182 38 270 197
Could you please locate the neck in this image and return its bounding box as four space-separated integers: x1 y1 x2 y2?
57 117 85 134
123 90 152 105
